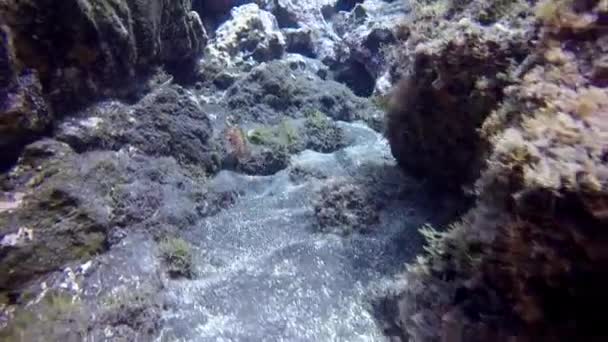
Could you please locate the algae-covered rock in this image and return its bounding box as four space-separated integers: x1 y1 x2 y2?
313 179 380 235
56 85 220 173
385 0 608 340
159 236 195 278
386 5 532 188
0 0 206 111
225 58 379 124
303 110 347 153
246 113 347 154
237 145 291 176
0 140 110 291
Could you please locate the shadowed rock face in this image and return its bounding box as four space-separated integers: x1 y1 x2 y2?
0 26 51 167
1 0 206 108
0 0 207 165
4 0 205 103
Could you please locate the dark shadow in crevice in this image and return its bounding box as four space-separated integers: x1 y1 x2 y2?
0 123 54 173
321 5 337 21
273 6 300 28
164 58 199 86
0 148 21 173
192 0 256 33
285 39 317 58
335 0 365 12
332 60 376 97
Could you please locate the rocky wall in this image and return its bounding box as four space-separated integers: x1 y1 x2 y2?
385 0 608 340
0 0 206 164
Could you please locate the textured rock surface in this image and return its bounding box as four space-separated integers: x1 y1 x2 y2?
266 0 344 61
0 0 207 166
256 0 406 95
387 20 531 188
314 179 380 234
56 85 220 172
384 0 608 341
201 4 286 75
0 0 206 109
332 0 408 95
0 140 111 291
0 82 222 293
223 58 381 124
0 26 51 164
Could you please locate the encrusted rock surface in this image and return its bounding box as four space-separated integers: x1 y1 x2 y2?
56 85 220 172
0 0 206 165
224 58 380 124
0 0 206 109
314 179 380 234
386 3 533 188
202 4 286 72
332 0 409 95
384 0 608 341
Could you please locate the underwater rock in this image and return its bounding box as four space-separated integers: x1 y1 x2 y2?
313 179 380 234
283 28 317 57
0 25 51 166
0 0 206 112
0 139 215 291
237 145 291 176
332 0 407 95
0 82 221 290
245 113 347 155
265 0 345 63
219 125 291 176
386 13 532 189
303 111 347 153
0 139 111 291
202 4 286 73
224 58 379 124
56 85 220 173
385 0 608 340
